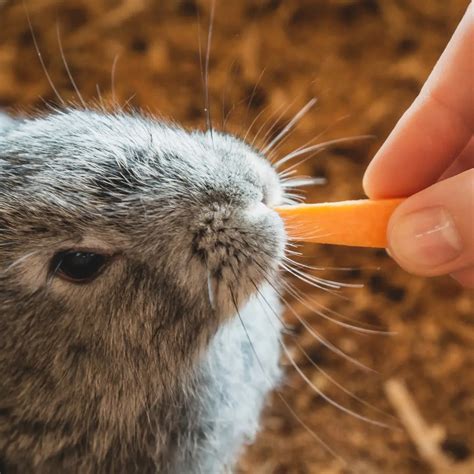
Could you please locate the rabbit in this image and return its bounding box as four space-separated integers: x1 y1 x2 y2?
0 109 287 473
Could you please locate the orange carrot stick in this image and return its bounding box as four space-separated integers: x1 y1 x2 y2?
275 199 405 248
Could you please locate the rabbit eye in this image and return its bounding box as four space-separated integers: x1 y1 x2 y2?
51 251 108 283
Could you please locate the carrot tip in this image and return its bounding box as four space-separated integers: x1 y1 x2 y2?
274 198 405 248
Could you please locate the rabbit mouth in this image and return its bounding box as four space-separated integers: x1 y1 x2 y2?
190 201 285 316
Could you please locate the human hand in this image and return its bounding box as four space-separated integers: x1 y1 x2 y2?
363 4 473 288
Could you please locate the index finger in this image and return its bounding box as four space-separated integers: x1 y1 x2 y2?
363 4 473 199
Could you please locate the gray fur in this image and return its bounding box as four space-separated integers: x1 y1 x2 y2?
0 110 286 473
0 114 16 132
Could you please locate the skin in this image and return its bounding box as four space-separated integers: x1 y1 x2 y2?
363 4 473 288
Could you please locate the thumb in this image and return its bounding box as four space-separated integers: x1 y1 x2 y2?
387 169 474 287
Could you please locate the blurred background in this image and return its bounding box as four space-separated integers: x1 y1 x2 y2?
0 1 471 473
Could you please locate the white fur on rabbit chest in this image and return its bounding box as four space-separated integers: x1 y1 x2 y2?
171 284 282 473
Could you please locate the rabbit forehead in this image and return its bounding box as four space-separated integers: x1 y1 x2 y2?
0 110 280 206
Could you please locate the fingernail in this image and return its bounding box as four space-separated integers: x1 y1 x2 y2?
389 207 462 268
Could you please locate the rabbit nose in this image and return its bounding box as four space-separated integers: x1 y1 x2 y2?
246 201 269 218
